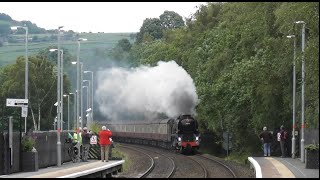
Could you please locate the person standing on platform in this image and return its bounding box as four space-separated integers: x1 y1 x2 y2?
99 126 112 162
279 125 288 158
259 126 273 157
81 127 92 162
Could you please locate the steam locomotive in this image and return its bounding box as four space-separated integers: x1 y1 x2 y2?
172 114 200 154
103 115 200 154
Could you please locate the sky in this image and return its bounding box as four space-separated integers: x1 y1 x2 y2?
0 2 207 33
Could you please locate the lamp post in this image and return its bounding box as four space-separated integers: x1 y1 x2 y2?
82 85 89 127
63 94 70 131
11 25 28 133
74 37 86 163
54 117 57 130
80 63 84 131
76 38 87 132
72 61 84 127
287 35 296 158
84 71 94 121
83 80 92 127
69 92 76 130
83 79 91 115
82 85 89 112
57 26 63 166
295 20 306 163
50 48 64 131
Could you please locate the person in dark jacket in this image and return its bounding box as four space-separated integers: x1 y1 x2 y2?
99 126 113 162
279 125 288 158
259 126 273 157
81 127 92 162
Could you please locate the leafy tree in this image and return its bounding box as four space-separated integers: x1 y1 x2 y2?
128 2 319 155
0 13 12 21
0 55 71 131
159 10 185 29
37 46 74 65
116 38 132 52
0 21 11 37
136 18 164 44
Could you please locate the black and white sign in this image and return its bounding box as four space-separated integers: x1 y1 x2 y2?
90 135 97 145
6 98 28 107
21 106 28 117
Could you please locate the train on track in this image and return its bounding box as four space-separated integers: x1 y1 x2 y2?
101 114 201 154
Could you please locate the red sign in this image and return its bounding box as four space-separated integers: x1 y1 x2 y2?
301 124 305 129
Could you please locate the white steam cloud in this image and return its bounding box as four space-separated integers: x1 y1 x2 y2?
95 61 199 121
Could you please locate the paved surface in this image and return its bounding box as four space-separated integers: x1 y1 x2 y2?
0 160 124 178
275 157 319 178
249 156 319 178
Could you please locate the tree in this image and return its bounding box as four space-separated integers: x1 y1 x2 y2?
116 38 132 52
159 10 185 29
0 55 71 131
136 18 164 44
0 13 12 21
28 56 58 130
128 2 319 156
0 21 11 37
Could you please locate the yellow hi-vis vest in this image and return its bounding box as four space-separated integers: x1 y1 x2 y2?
73 132 82 144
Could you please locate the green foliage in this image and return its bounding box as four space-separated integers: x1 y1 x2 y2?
89 121 101 135
136 18 163 44
113 146 131 172
305 144 319 151
0 20 11 36
116 38 132 52
21 136 36 152
128 2 319 155
136 11 185 44
0 54 71 131
0 13 12 21
159 10 185 29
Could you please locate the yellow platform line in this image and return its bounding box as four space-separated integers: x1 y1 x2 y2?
265 157 295 178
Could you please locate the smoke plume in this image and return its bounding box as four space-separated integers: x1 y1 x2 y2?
95 61 199 121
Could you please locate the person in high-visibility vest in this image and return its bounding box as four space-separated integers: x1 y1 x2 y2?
73 127 82 145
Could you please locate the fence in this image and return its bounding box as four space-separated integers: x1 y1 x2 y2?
0 131 105 175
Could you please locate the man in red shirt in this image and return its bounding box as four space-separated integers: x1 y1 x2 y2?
99 126 112 162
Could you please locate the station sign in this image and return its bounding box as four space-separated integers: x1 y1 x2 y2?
6 98 28 107
21 106 28 117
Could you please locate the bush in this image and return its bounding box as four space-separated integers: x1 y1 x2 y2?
21 136 36 152
305 144 319 151
89 121 101 135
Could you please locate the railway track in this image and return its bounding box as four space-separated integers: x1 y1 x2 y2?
187 153 237 178
196 154 237 178
119 144 176 178
116 143 238 178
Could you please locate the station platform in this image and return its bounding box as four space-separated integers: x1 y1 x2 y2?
248 156 319 178
0 160 124 178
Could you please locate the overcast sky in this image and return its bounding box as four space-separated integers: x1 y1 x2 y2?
0 2 207 33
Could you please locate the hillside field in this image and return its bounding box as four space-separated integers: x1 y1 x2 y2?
0 32 134 67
